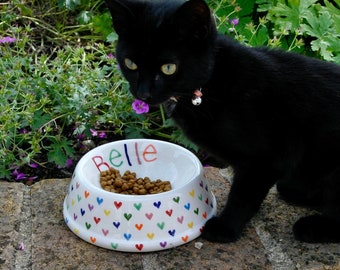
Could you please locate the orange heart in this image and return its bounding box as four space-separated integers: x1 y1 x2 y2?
90 236 96 243
84 190 90 198
181 235 189 242
135 224 143 231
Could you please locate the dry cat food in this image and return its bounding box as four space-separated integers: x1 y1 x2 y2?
100 167 172 195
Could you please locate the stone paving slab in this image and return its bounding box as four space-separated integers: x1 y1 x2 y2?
1 167 340 270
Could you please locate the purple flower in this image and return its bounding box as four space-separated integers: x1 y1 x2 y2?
0 36 16 44
28 176 38 181
132 99 149 114
76 133 85 141
230 18 239 26
65 159 73 168
28 163 39 169
11 169 26 181
107 53 115 59
90 128 98 137
19 128 29 134
18 243 25 251
98 132 107 139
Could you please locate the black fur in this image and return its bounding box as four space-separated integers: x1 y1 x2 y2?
106 0 340 243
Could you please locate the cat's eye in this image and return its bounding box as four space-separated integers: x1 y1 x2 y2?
161 64 177 75
124 58 138 70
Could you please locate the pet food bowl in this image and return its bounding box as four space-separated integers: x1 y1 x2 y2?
63 139 217 252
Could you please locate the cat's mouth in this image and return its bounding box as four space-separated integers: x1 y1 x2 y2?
169 96 179 103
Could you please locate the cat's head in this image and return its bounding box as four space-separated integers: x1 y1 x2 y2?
105 0 217 106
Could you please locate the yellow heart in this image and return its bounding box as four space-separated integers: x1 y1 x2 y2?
104 209 111 216
71 199 75 206
73 228 79 234
189 189 195 197
187 222 194 228
147 233 155 240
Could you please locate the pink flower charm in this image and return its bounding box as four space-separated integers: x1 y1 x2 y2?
132 99 149 114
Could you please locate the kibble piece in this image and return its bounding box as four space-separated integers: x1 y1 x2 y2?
99 167 172 195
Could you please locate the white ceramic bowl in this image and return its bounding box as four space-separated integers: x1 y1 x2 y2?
63 139 216 252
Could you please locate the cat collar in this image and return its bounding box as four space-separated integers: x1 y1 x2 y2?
169 88 202 106
192 88 202 106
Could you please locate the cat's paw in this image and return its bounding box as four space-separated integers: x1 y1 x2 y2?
201 217 241 243
293 215 340 243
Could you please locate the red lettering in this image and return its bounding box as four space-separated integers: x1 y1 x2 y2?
92 156 110 172
142 144 157 162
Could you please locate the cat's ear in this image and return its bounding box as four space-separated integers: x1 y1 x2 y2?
174 0 214 40
105 0 136 36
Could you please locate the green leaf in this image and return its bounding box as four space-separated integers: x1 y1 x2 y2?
310 39 334 61
47 138 75 166
92 13 114 39
32 110 52 131
77 11 93 24
106 32 118 43
58 0 80 10
268 0 318 32
301 9 334 38
256 0 275 12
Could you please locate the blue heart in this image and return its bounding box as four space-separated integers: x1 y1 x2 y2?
124 233 132 241
153 201 161 208
168 230 176 237
113 222 120 229
96 197 104 205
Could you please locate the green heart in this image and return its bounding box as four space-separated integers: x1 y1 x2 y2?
134 203 142 211
124 213 132 221
173 197 180 203
157 222 165 230
111 243 118 249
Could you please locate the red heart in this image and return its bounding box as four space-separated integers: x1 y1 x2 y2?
135 244 143 251
114 201 122 209
94 217 101 224
165 209 173 217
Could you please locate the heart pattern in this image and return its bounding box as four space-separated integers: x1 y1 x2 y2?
65 173 216 252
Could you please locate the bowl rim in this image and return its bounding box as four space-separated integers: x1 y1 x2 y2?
74 138 204 199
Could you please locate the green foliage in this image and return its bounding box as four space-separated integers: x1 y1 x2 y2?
209 0 340 63
0 36 148 179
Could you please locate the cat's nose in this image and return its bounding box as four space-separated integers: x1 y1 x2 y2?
137 83 152 101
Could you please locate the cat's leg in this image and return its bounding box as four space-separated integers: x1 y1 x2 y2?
202 165 276 242
293 168 340 243
277 179 322 208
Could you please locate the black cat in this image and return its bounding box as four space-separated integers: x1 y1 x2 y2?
105 0 340 243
